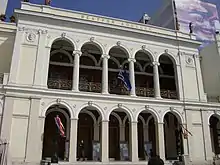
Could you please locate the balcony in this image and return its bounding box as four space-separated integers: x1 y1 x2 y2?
47 78 72 90
47 79 178 99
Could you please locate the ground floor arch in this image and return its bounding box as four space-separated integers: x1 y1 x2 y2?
209 115 220 155
163 112 183 160
77 107 102 161
108 109 131 161
42 105 71 162
137 112 157 160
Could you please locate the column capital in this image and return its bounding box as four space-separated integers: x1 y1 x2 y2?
101 54 110 59
101 120 109 123
152 61 160 66
131 121 138 124
70 118 78 121
73 50 82 56
128 58 136 63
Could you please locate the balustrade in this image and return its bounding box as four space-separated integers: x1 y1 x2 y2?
47 78 72 90
47 78 177 99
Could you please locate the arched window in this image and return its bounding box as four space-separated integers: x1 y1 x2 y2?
108 46 129 95
79 43 102 93
47 39 74 90
159 55 178 99
135 50 154 97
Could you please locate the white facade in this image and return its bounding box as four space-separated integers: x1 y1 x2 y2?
1 2 220 165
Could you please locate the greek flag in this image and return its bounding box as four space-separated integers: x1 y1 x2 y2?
117 69 132 91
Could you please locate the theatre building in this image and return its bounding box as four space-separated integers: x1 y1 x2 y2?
1 2 220 165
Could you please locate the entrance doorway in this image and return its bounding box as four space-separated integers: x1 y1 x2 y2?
210 115 220 155
164 112 183 160
42 106 70 161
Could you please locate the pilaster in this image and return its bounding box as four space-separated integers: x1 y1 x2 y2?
25 98 41 162
33 30 48 88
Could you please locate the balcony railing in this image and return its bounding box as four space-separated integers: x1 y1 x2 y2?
47 79 178 99
79 82 101 93
48 78 72 90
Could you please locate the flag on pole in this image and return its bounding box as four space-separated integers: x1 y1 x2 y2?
45 0 51 5
54 115 65 137
117 69 132 91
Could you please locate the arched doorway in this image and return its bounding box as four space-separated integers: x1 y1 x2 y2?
42 105 70 162
109 110 131 161
108 46 129 95
77 107 102 161
47 39 74 90
159 55 178 99
79 43 102 93
134 50 154 97
209 115 220 155
163 112 183 160
137 113 157 161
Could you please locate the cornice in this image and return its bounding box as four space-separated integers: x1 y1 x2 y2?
15 2 200 46
0 22 16 33
4 84 220 110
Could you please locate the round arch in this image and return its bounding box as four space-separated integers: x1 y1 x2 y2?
162 110 184 124
107 44 130 58
41 100 74 118
81 109 97 125
79 41 105 55
123 115 145 125
48 36 77 50
135 107 160 123
208 112 220 123
76 103 105 120
107 105 133 122
50 49 74 63
157 53 178 66
134 49 155 62
80 53 98 66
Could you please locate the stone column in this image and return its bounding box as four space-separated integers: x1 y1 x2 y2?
101 54 110 94
101 120 109 163
25 98 42 162
119 124 125 141
72 50 82 91
201 111 213 161
128 58 136 96
94 123 100 141
130 121 139 162
152 61 161 99
69 118 78 163
155 122 165 161
143 124 149 142
33 30 48 88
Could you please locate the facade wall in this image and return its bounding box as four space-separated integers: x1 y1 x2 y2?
0 2 219 165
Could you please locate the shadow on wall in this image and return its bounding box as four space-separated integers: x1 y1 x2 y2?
0 35 14 74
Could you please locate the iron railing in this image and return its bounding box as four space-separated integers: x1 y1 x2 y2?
47 79 178 99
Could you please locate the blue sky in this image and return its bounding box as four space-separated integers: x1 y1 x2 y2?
5 0 220 22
